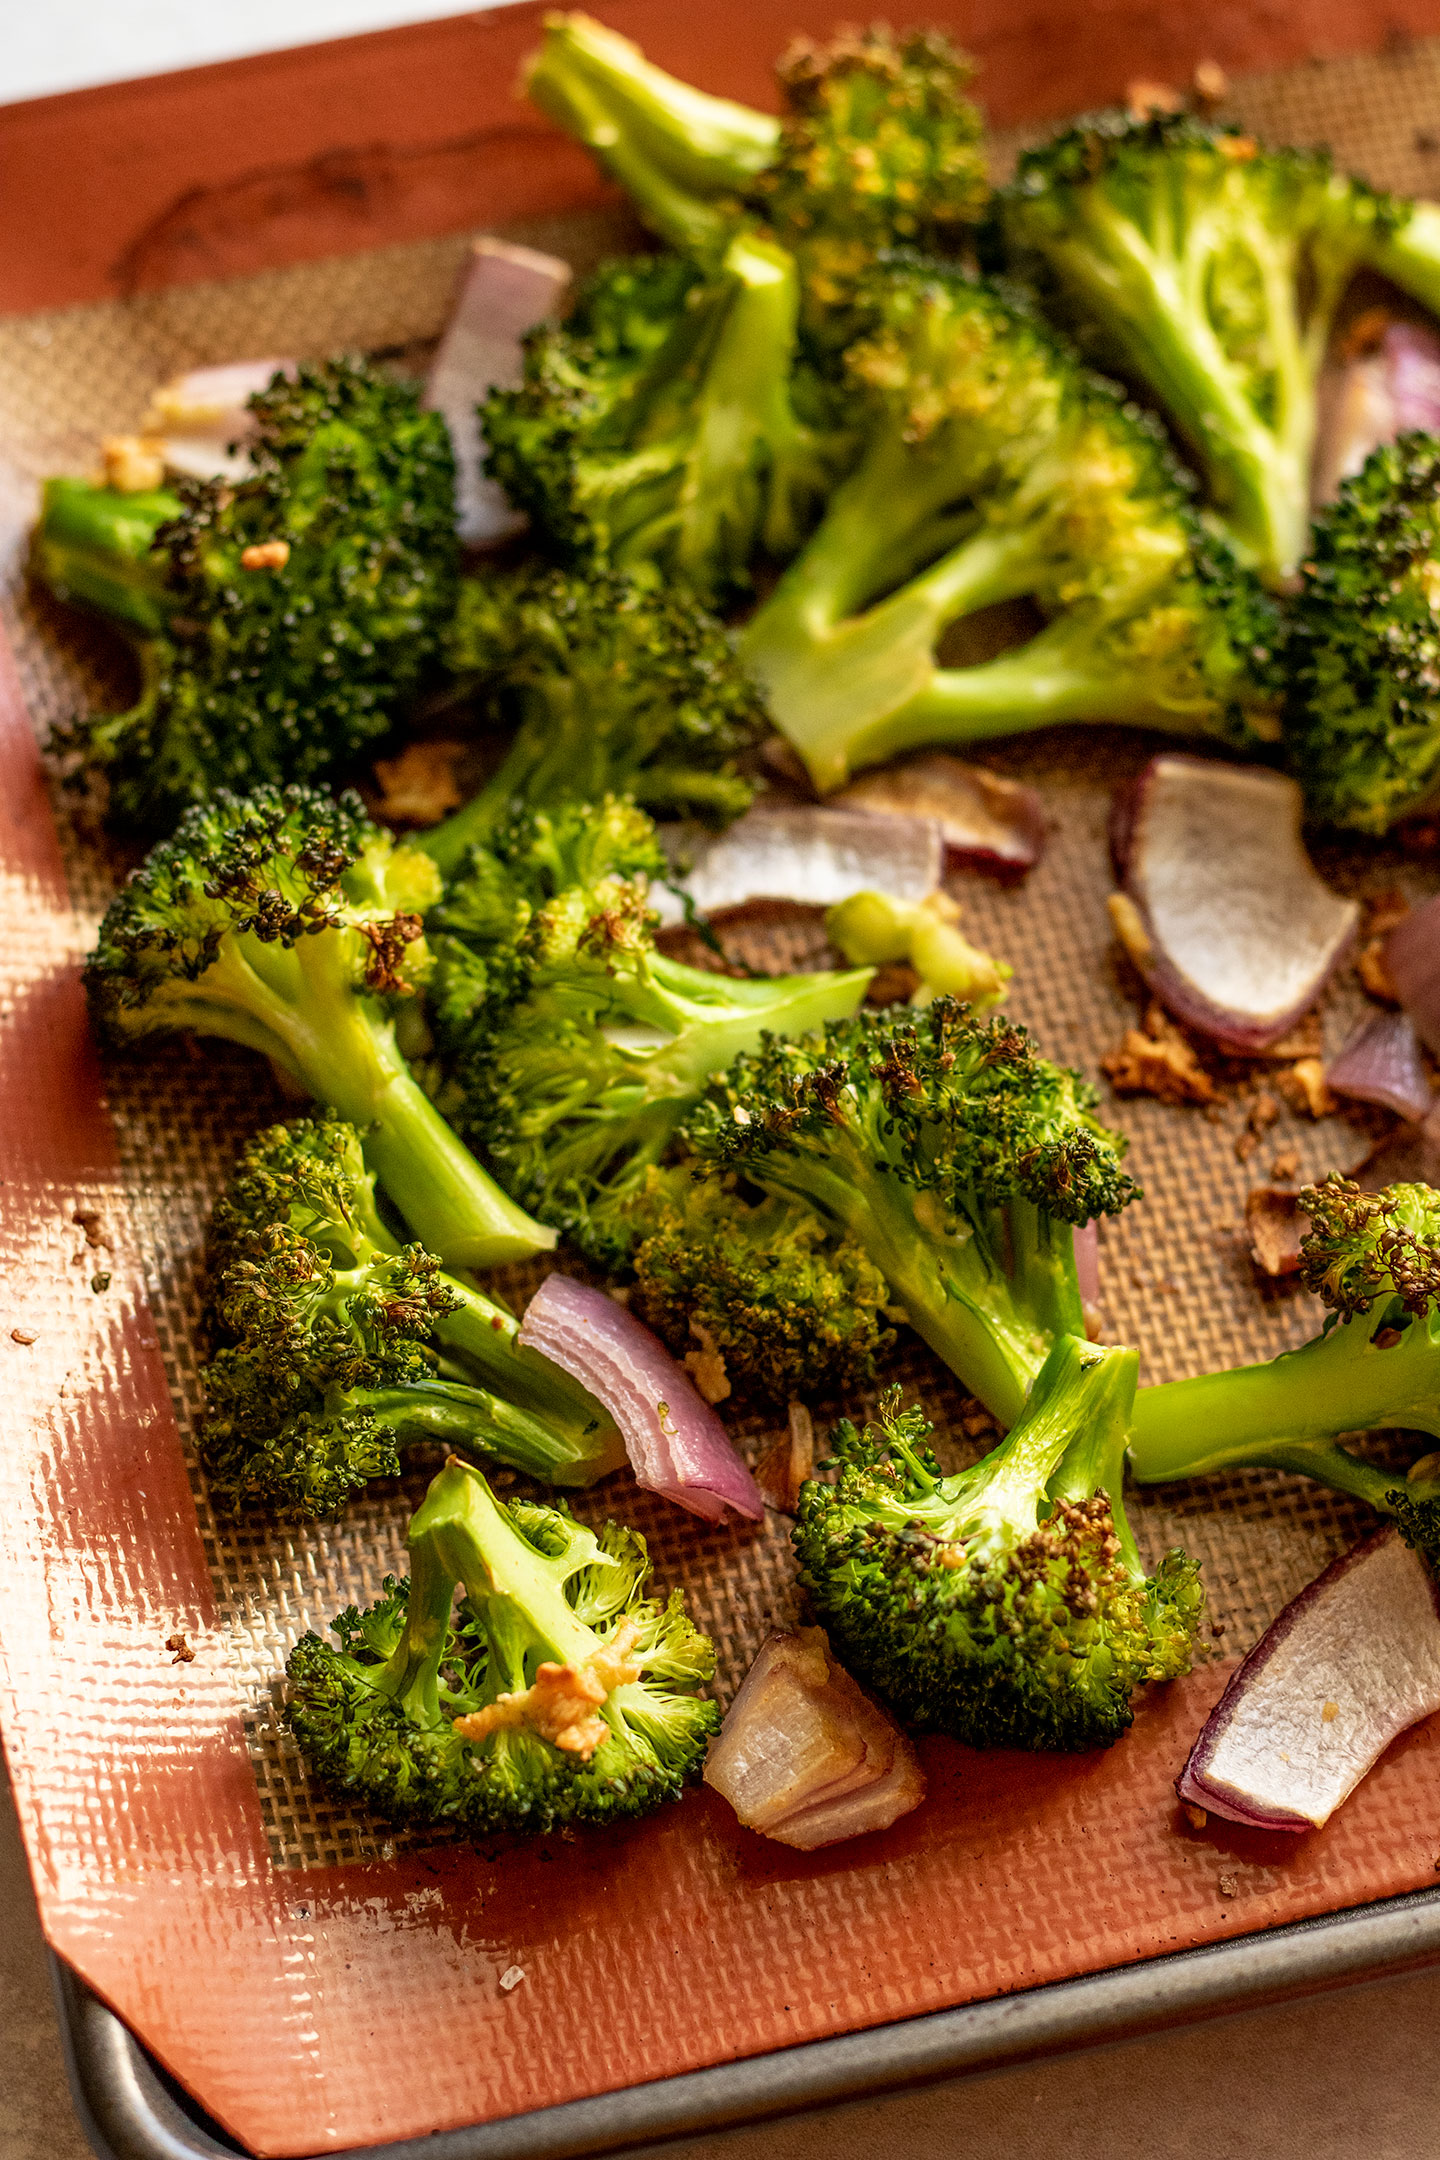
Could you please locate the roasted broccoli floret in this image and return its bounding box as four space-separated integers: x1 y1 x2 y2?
483 239 854 605
201 1115 623 1512
1128 1177 1440 1545
685 998 1137 1428
421 563 764 877
626 1165 895 1401
86 784 551 1270
47 358 459 832
996 112 1403 586
425 796 873 1266
287 1457 718 1832
794 1349 1203 1749
1283 434 1440 831
739 260 1280 793
525 13 987 325
32 478 181 636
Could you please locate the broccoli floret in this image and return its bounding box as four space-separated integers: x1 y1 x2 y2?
1282 435 1440 831
483 240 855 605
626 1165 895 1401
287 1456 718 1832
48 358 459 833
825 888 1011 1008
524 14 986 325
424 796 874 1265
996 112 1403 586
201 1115 624 1511
32 478 181 636
420 563 764 878
86 783 552 1271
685 998 1137 1428
1128 1176 1440 1539
739 259 1281 794
794 1348 1203 1750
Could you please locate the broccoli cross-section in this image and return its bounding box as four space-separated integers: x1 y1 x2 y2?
739 259 1280 793
86 783 552 1270
45 358 459 833
425 796 873 1266
685 998 1137 1428
793 1349 1204 1750
201 1116 624 1512
1128 1176 1440 1544
287 1457 719 1832
997 112 1403 585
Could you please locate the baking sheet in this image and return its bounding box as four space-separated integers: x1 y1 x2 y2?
4 29 1440 2157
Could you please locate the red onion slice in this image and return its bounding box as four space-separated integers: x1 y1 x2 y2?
424 238 572 545
518 1275 762 1522
705 1628 925 1848
1327 1009 1433 1122
833 754 1046 878
651 804 943 927
1314 316 1440 505
1072 1221 1100 1308
1178 1526 1440 1831
142 358 295 482
1386 894 1440 1056
1114 756 1359 1051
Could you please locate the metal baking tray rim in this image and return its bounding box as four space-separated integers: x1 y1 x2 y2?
53 1883 1440 2160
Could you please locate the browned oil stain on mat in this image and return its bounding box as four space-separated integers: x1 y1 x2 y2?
6 27 1440 2155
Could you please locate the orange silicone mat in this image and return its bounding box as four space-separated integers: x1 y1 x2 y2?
6 22 1440 2157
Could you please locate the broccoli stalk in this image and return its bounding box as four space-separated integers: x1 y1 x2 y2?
287 1456 719 1831
427 797 874 1265
45 358 459 833
32 478 181 636
418 563 764 878
1282 435 1440 832
202 1115 624 1510
86 784 553 1270
686 998 1137 1428
483 236 851 605
1128 1177 1440 1534
793 1347 1204 1749
740 260 1279 794
997 113 1403 585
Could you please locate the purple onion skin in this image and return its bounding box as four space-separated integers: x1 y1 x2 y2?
1387 896 1440 1057
1326 1009 1433 1122
1073 1222 1100 1307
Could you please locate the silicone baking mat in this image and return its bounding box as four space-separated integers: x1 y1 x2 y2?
4 30 1440 2157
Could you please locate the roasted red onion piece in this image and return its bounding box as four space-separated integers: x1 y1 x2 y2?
834 754 1046 877
651 804 943 927
1386 894 1440 1056
424 238 571 544
1111 756 1358 1051
1177 1526 1440 1831
142 358 295 483
1327 1009 1433 1122
705 1628 925 1849
1072 1221 1100 1307
1314 316 1440 505
517 1275 763 1523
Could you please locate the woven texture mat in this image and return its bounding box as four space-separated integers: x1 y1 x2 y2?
3 34 1440 2156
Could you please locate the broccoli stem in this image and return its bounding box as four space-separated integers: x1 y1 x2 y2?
524 13 777 253
33 479 179 636
1127 1313 1440 1491
1040 204 1316 581
365 1518 454 1726
1367 201 1440 320
1045 1342 1143 1573
353 1381 610 1485
418 1458 601 1670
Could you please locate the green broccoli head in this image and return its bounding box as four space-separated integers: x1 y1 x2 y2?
1284 435 1440 832
51 358 459 833
998 112 1403 584
482 240 859 604
421 562 764 878
201 1113 623 1511
685 997 1137 1427
1297 1174 1440 1319
425 797 873 1267
287 1459 718 1832
740 258 1280 792
86 784 552 1272
794 1349 1203 1750
627 1164 895 1400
